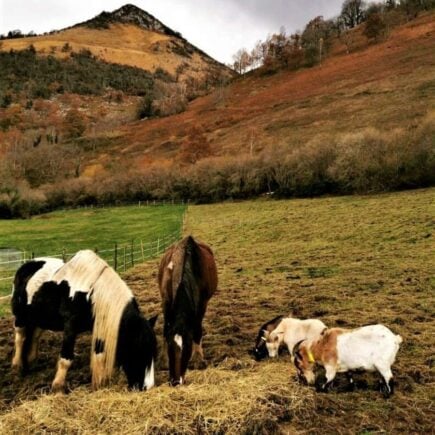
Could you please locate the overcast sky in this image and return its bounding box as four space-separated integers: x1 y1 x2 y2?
0 0 345 64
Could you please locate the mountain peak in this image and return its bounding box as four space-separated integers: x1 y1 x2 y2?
77 3 182 38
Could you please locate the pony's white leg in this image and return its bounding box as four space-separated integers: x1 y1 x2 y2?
11 327 26 370
52 358 72 393
144 359 155 390
27 327 43 364
52 328 77 393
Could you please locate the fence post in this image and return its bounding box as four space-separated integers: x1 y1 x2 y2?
156 238 160 255
123 246 126 272
130 240 134 267
31 252 35 259
141 240 144 261
114 243 118 271
62 249 66 262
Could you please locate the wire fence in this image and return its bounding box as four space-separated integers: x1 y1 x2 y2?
29 199 190 216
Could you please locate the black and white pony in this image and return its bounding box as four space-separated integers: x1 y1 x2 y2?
12 250 157 392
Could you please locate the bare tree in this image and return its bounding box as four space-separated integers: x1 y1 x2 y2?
341 0 367 28
232 48 252 74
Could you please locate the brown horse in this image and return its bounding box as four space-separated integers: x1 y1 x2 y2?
158 235 217 386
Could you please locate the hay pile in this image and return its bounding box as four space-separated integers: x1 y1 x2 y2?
0 360 312 434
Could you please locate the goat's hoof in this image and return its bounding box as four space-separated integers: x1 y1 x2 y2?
347 381 355 392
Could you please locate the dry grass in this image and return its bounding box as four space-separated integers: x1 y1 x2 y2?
0 361 312 434
97 13 435 169
0 23 227 81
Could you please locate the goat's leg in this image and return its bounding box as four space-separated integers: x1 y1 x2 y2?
346 371 355 391
321 365 337 392
376 366 394 398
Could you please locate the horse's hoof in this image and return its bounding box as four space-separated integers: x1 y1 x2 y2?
196 360 207 370
51 382 67 394
11 363 21 373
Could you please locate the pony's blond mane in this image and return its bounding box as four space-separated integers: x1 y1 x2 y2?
53 250 133 389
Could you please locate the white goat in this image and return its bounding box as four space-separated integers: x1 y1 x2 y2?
294 324 402 397
264 317 327 358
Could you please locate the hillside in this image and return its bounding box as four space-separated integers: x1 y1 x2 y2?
0 11 434 215
1 4 232 84
88 12 435 169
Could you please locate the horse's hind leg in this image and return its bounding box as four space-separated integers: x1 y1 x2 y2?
191 320 207 369
11 326 26 372
27 327 43 364
52 328 76 393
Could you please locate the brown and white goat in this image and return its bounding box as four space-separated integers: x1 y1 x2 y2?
259 317 327 358
293 324 402 397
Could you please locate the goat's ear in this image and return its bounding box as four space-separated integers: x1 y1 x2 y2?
292 339 305 355
262 329 270 338
148 314 158 329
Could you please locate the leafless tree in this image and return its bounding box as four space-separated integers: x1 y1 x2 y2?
341 0 367 28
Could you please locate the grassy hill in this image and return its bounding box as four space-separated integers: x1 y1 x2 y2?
0 5 232 83
0 188 433 433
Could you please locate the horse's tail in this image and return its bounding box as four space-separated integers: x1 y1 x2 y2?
172 236 200 309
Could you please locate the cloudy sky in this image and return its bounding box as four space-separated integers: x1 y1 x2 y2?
0 0 345 63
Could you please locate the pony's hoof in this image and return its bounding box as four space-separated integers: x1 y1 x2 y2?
196 359 207 370
11 363 22 373
51 382 67 394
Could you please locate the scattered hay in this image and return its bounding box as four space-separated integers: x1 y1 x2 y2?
0 361 313 434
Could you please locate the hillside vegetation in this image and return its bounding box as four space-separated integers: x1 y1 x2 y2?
0 5 231 83
0 10 434 216
0 188 433 433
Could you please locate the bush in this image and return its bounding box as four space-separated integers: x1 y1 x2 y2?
1 117 434 217
364 13 387 42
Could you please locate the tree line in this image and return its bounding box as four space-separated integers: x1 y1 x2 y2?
1 116 433 218
232 0 435 74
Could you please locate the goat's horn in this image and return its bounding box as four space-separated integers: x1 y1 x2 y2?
292 339 305 355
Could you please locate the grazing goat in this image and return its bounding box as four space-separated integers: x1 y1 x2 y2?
293 324 402 397
256 317 327 359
